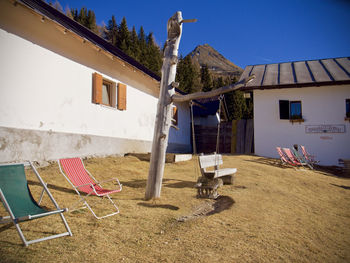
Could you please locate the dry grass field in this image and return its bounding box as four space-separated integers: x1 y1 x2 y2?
1 154 350 263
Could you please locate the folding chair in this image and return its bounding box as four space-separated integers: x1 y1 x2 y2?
292 147 314 169
0 162 72 246
276 147 297 167
300 145 319 166
58 158 122 219
283 148 312 169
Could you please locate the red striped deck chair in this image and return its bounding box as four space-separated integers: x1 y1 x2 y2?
58 158 122 219
276 147 296 166
282 148 312 169
300 145 319 166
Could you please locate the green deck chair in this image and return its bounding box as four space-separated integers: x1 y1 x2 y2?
0 162 72 246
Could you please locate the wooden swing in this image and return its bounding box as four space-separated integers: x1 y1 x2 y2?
192 96 237 199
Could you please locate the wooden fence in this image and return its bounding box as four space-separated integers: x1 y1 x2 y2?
192 119 254 154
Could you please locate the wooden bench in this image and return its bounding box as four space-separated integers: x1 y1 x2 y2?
194 153 237 199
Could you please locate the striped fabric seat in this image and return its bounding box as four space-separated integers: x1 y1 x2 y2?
58 157 122 219
59 158 121 196
276 147 296 166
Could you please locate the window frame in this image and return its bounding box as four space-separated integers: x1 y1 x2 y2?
101 79 114 107
279 99 304 123
289 101 302 120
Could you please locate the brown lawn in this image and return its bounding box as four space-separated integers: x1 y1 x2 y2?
1 155 349 263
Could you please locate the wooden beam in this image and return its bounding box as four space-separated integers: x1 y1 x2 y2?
171 75 255 102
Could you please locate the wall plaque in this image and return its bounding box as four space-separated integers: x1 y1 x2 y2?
305 124 346 134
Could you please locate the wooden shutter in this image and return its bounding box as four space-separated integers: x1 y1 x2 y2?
92 72 102 104
279 100 290 119
118 83 127 110
172 106 178 125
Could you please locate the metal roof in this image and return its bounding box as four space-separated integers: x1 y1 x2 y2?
239 57 350 90
18 0 161 81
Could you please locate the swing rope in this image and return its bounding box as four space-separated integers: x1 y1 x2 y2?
191 96 224 180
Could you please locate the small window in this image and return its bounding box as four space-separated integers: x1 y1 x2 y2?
102 80 113 106
346 99 350 118
290 101 302 120
92 72 117 108
279 100 303 121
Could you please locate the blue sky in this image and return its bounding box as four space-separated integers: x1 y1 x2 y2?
57 0 350 69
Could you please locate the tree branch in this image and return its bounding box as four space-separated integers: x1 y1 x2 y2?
171 75 255 102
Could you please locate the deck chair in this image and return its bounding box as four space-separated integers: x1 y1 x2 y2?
283 148 312 169
292 147 314 169
300 145 319 166
0 162 72 246
58 158 122 219
276 147 296 166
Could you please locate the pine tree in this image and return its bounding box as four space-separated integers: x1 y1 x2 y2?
77 7 88 26
176 55 200 93
87 10 98 33
138 26 147 66
118 17 131 54
129 26 141 60
145 32 163 75
107 15 118 46
201 65 213 92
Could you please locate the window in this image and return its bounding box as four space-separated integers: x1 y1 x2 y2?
92 72 126 110
101 79 114 106
346 99 350 118
279 100 303 122
290 101 302 120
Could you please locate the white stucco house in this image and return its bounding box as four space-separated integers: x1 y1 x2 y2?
239 57 350 166
0 0 191 163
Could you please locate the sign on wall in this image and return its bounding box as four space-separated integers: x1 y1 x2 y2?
305 124 346 134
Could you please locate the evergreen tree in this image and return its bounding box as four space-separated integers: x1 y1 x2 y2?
69 7 98 34
213 76 225 89
107 15 118 46
118 17 131 54
176 55 200 94
87 10 98 33
145 32 163 75
231 90 247 120
201 65 213 92
129 26 141 60
138 26 147 65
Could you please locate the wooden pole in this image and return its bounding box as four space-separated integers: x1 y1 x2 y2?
145 12 196 200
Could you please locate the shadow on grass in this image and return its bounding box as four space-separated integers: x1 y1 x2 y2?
207 196 235 216
137 202 179 210
244 157 295 170
27 180 76 195
122 178 195 189
330 183 350 190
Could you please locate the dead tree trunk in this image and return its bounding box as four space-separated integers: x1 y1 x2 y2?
145 12 196 200
145 11 254 200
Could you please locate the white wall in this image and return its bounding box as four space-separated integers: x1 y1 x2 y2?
254 85 350 166
0 28 158 142
168 102 191 153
